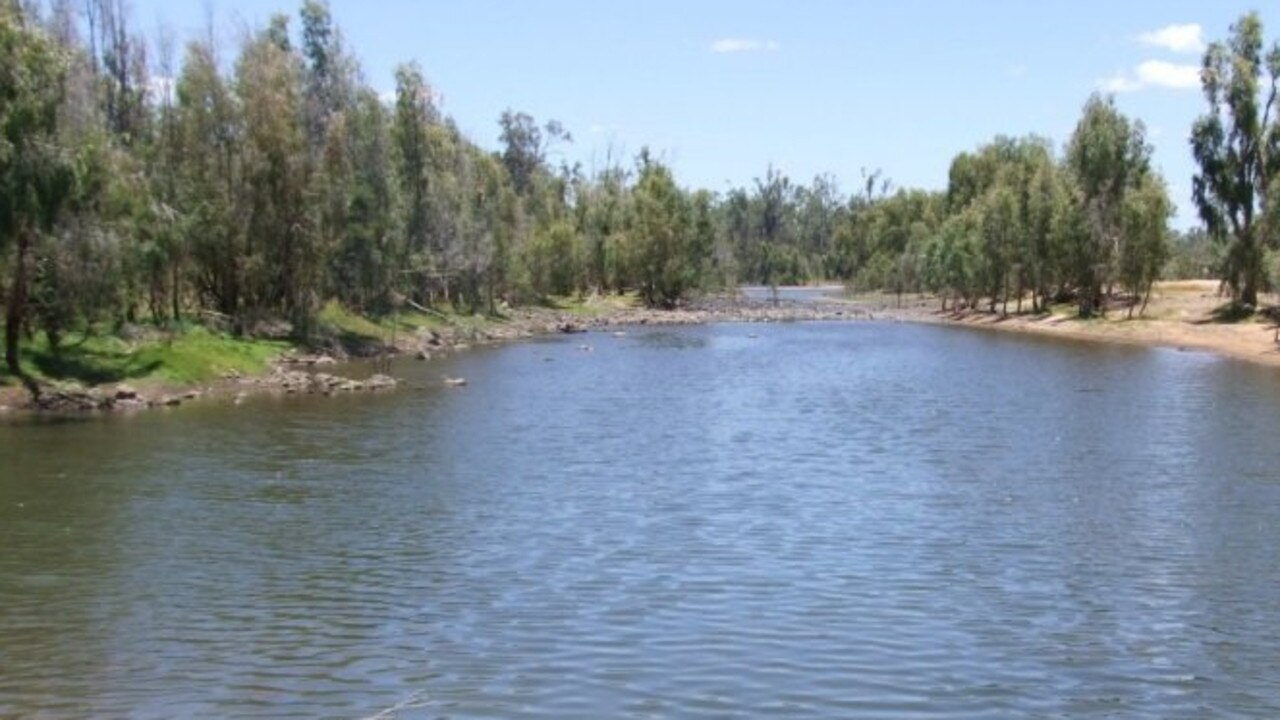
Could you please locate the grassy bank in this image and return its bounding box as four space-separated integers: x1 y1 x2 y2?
0 324 292 391
0 293 644 397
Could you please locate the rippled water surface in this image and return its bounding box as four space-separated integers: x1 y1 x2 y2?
4 322 1280 718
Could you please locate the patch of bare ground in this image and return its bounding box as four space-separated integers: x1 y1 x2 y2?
865 281 1280 368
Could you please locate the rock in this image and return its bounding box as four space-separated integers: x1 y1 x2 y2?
114 384 140 400
557 322 586 334
612 331 627 338
415 349 432 361
443 377 467 387
278 353 337 366
367 374 398 390
162 395 182 407
578 344 593 352
182 390 202 401
35 384 107 412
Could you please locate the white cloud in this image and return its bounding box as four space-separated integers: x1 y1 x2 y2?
710 38 780 54
1137 23 1205 54
1098 60 1199 93
1136 60 1200 89
1099 74 1143 93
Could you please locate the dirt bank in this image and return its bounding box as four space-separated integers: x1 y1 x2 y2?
863 281 1280 368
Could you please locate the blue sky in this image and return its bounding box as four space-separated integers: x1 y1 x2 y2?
130 1 1277 228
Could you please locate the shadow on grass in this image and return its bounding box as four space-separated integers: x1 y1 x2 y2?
1194 301 1258 325
29 347 163 385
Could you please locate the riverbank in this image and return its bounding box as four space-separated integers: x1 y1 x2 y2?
860 280 1280 368
0 292 863 416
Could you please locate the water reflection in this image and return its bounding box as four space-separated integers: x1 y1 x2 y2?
2 322 1280 718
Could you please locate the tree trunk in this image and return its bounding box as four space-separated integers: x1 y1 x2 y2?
171 264 181 323
5 227 40 398
1242 277 1259 309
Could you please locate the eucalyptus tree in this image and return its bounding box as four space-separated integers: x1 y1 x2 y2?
175 38 245 327
330 87 395 309
576 156 629 293
1 4 74 392
1023 158 1061 311
236 19 317 334
631 151 702 307
979 184 1019 314
391 62 434 302
1190 12 1280 309
1118 174 1172 316
299 0 358 313
299 0 353 146
1065 94 1153 316
752 165 795 286
498 109 570 199
796 173 842 276
83 0 148 144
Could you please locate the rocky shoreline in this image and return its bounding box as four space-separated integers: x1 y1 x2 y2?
0 293 869 418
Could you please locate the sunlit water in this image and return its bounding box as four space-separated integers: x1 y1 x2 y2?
3 322 1280 718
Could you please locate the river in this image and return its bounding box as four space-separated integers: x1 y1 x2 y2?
3 321 1280 718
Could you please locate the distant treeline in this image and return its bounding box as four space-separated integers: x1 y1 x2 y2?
1 2 1278 388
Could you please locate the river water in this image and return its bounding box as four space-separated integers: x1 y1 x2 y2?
3 321 1280 718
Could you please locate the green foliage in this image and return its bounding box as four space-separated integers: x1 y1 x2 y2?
526 219 579 297
1190 11 1280 308
0 0 1220 398
1066 94 1154 316
631 153 701 307
1 5 74 392
1119 174 1172 315
1164 229 1221 280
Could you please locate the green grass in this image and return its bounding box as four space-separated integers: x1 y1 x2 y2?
2 294 621 392
0 325 290 388
545 292 643 317
316 300 478 345
318 300 394 343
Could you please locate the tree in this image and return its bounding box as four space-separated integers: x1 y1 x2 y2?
1065 94 1152 316
332 87 395 310
498 109 569 197
175 38 244 329
1191 12 1280 309
236 19 317 335
631 151 703 307
391 62 434 302
1119 174 1172 316
1 5 74 394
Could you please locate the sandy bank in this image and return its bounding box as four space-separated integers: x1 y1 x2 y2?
863 281 1280 369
